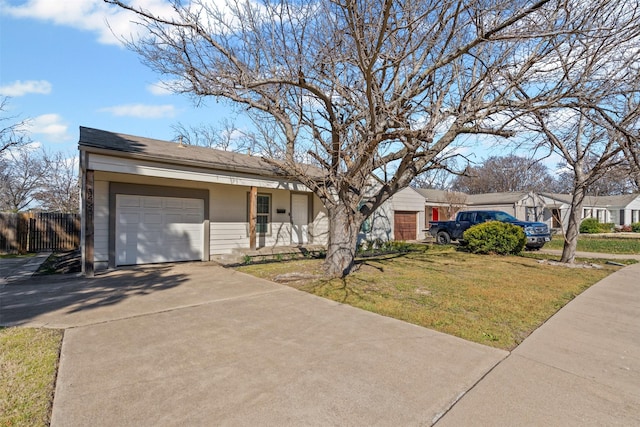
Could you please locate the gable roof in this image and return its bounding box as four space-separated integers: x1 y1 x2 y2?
466 192 530 205
541 192 640 208
593 194 640 207
78 126 287 178
414 188 468 203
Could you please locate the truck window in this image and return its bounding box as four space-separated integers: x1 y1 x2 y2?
458 212 471 222
494 212 518 222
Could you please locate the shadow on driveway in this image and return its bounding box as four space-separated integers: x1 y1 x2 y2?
0 264 190 327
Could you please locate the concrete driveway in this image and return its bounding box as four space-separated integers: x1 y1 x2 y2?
0 262 507 426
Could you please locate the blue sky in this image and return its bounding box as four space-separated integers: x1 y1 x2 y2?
1 0 563 171
0 0 235 155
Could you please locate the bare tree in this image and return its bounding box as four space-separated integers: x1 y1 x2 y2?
171 118 259 153
554 160 637 196
35 152 80 213
411 168 454 190
596 92 640 190
0 147 46 212
442 191 468 220
451 155 557 194
0 97 30 154
509 1 640 263
107 0 594 276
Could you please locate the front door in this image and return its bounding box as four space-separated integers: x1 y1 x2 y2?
291 194 309 244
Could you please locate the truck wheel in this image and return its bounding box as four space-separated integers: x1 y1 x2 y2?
436 231 451 245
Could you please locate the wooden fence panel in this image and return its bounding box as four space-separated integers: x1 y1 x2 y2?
0 213 20 253
0 212 80 253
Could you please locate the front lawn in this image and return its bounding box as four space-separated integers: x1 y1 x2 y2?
0 327 63 427
237 246 619 350
545 235 640 254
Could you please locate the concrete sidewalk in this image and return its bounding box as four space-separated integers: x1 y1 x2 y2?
437 262 640 426
0 252 51 287
540 248 640 261
2 258 638 425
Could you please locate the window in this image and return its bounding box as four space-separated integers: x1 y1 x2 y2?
493 211 517 222
458 212 471 222
256 194 270 234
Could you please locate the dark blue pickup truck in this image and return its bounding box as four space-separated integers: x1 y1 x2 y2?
429 210 551 249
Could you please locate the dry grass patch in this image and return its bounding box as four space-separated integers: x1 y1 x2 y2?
0 327 63 427
237 247 618 350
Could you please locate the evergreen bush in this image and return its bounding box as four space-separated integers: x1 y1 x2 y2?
580 218 602 234
463 221 526 255
631 222 640 233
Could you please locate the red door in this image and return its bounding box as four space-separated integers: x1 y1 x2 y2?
432 207 439 222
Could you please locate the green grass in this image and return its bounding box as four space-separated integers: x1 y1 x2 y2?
237 246 619 350
0 327 63 427
545 235 640 254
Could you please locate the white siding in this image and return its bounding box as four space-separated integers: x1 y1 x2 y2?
368 202 393 241
391 187 425 211
208 185 309 254
88 153 308 191
310 195 329 245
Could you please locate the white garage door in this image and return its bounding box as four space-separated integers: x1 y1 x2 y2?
116 195 204 266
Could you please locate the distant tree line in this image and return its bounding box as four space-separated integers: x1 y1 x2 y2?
1 97 79 213
444 155 638 196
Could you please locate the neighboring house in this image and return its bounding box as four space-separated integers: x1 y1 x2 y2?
541 193 640 231
414 189 640 232
79 127 329 273
415 188 468 226
363 187 427 242
466 192 549 223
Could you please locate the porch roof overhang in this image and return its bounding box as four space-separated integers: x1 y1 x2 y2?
78 126 316 191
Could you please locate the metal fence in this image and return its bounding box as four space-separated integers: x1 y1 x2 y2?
0 212 80 253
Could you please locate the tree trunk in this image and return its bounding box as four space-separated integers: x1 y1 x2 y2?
323 204 362 277
561 187 586 264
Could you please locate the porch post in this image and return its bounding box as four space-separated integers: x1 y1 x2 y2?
249 186 257 250
82 168 95 277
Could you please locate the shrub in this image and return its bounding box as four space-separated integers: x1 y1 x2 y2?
463 221 526 255
600 222 615 233
632 222 640 233
579 218 601 234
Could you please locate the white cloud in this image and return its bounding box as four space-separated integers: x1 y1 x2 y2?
2 0 255 45
28 114 71 142
146 82 174 96
1 0 176 45
0 80 52 97
99 103 176 118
